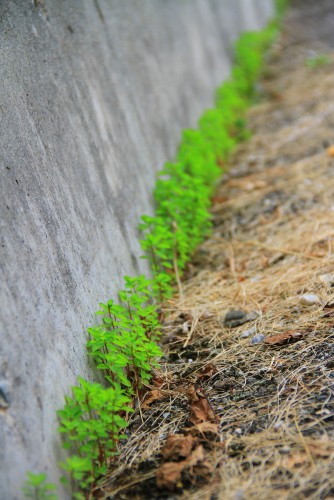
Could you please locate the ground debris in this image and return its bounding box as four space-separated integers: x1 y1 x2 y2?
161 434 196 460
156 445 210 491
264 330 304 345
189 397 218 425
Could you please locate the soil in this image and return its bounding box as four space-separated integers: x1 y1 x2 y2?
100 2 334 499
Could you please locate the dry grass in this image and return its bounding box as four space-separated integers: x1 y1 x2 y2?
99 12 334 500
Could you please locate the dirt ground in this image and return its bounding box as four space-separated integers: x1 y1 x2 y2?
100 2 334 499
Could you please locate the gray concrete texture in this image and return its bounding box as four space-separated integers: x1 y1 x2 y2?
0 0 274 497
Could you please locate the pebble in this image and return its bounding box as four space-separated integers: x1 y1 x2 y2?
299 293 320 305
319 274 334 286
182 321 190 333
279 446 291 455
223 309 259 328
240 326 257 338
225 310 246 321
273 420 284 430
250 334 265 345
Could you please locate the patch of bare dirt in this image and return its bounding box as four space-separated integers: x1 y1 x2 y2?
100 3 334 499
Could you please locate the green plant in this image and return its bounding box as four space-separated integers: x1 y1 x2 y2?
22 472 57 500
306 54 330 69
87 275 162 391
58 378 132 498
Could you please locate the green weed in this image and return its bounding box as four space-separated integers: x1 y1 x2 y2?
22 472 57 500
87 275 162 391
57 378 132 498
306 54 331 69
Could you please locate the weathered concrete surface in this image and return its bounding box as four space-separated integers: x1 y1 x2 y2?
0 0 273 497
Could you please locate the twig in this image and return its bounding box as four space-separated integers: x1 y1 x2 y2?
183 314 200 347
294 413 316 468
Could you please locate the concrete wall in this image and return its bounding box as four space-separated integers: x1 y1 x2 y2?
0 0 274 497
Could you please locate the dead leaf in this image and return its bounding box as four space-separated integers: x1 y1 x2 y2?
196 363 218 380
189 398 217 424
156 462 184 490
182 384 199 403
265 330 303 345
156 446 205 490
187 444 205 466
161 434 195 460
327 145 334 157
151 375 165 388
191 422 219 435
142 389 166 409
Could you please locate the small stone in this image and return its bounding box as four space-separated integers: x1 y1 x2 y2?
319 274 334 286
279 446 291 455
162 412 170 419
245 311 260 322
250 334 265 345
234 428 242 435
225 310 246 321
223 310 246 327
223 310 259 328
273 420 284 430
299 293 320 306
182 321 190 333
188 359 193 363
240 326 257 338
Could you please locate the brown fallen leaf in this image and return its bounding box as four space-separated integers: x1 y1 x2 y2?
151 375 165 388
156 445 205 490
142 389 166 409
181 384 199 403
196 363 218 380
185 444 205 466
327 145 334 157
189 397 217 425
191 422 219 435
265 330 303 345
161 434 196 460
156 462 184 490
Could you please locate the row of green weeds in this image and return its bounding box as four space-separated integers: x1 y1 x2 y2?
23 2 288 499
